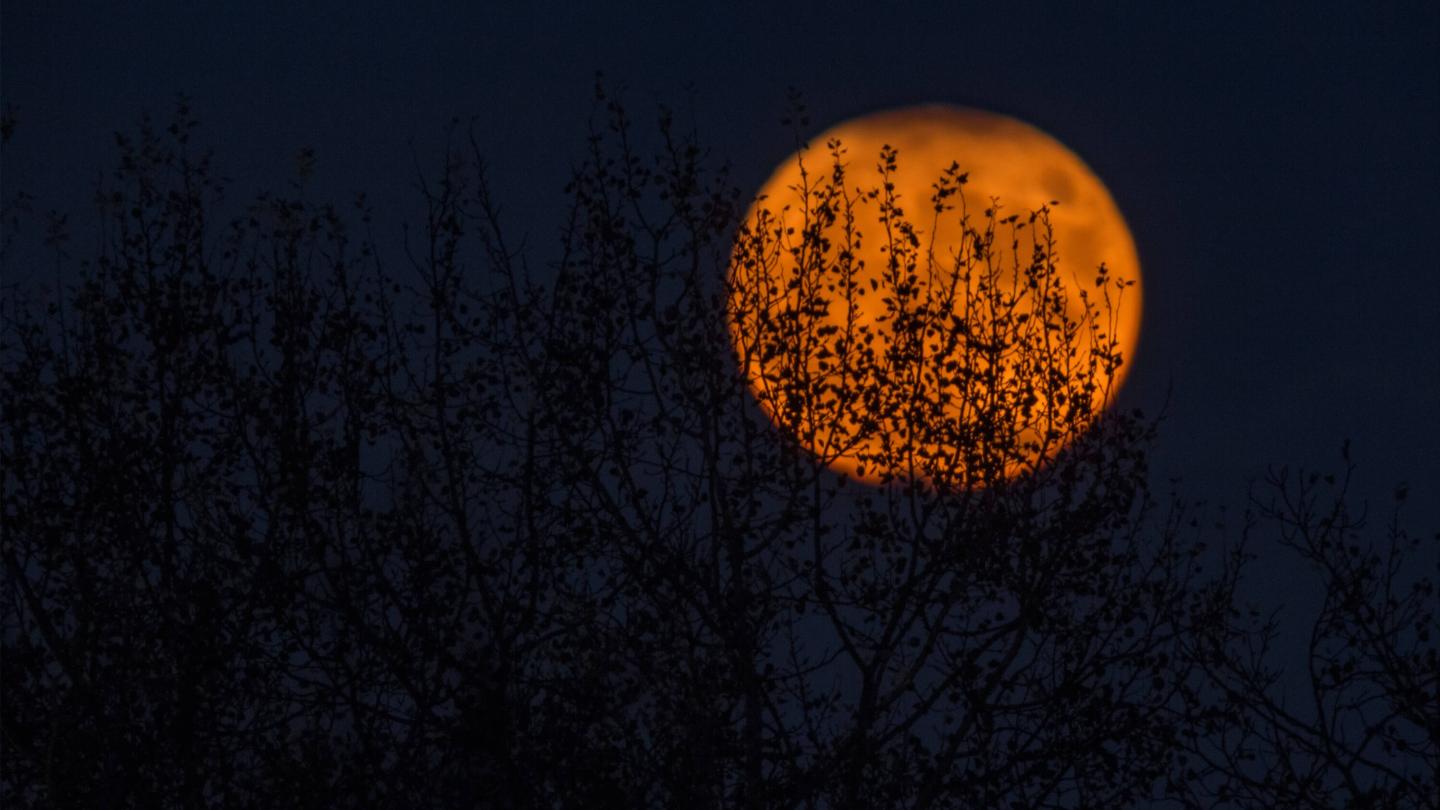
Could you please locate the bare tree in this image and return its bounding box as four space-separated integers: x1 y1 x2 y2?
3 91 1433 810
1178 449 1438 809
399 88 1224 808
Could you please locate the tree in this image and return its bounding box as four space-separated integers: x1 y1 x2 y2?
1177 449 1438 808
527 90 1215 809
2 91 1433 809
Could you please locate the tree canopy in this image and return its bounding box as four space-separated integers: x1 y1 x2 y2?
2 93 1435 809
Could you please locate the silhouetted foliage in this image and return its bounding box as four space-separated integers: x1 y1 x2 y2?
3 92 1435 809
1177 450 1438 808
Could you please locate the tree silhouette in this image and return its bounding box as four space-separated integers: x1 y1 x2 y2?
2 92 1434 809
1178 451 1438 808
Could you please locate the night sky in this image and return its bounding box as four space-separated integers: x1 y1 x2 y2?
5 1 1438 599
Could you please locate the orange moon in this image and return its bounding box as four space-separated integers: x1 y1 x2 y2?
727 105 1142 487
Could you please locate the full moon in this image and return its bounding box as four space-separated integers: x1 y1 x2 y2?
727 105 1142 487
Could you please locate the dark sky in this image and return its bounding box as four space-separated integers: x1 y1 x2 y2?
5 0 1438 535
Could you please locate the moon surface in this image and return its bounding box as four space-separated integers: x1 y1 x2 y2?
727 105 1142 487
